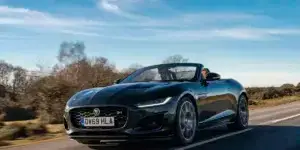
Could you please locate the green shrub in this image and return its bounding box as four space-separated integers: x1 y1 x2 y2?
0 124 26 140
2 107 36 121
262 87 283 100
0 141 10 146
0 122 48 141
279 83 296 96
246 87 265 100
24 123 47 136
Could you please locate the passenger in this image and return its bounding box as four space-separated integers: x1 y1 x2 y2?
201 68 210 79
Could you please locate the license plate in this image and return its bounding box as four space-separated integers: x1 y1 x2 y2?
81 117 115 127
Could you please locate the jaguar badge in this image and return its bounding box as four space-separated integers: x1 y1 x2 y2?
93 108 100 116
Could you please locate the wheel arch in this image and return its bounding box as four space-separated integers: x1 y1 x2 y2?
239 89 249 103
178 91 199 121
241 92 248 101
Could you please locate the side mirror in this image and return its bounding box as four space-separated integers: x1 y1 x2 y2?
206 72 221 81
114 79 122 84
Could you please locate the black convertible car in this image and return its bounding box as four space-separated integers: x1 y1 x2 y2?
63 63 249 148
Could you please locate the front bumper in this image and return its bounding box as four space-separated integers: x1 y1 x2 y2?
63 100 178 143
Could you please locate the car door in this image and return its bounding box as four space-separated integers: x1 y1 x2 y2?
206 79 229 115
197 78 228 123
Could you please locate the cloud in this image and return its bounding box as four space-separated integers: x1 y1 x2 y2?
180 12 258 23
140 27 300 41
0 5 102 28
57 26 300 41
1 5 299 41
59 30 102 37
96 0 149 20
0 35 30 39
98 0 120 13
0 33 32 41
211 28 300 40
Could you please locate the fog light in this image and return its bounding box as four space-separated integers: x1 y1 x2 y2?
136 114 164 131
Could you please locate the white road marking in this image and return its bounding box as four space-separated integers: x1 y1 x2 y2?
249 107 300 121
174 128 253 150
249 101 300 116
259 113 300 125
175 112 300 150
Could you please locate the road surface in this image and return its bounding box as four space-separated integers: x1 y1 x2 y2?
3 101 300 150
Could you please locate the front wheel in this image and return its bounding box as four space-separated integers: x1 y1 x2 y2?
227 94 249 130
174 97 197 145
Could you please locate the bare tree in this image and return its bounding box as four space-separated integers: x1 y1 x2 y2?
297 82 300 88
0 60 14 86
57 41 87 81
57 41 87 65
126 63 143 73
162 54 189 64
0 84 5 98
12 66 27 94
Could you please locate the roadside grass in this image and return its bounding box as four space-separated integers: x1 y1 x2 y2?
0 141 10 146
3 133 65 147
0 119 65 147
249 96 300 109
0 95 300 147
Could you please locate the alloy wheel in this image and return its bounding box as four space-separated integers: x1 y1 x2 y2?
179 101 197 141
239 96 249 127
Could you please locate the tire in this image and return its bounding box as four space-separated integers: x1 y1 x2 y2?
227 94 249 130
174 96 197 145
88 145 117 150
87 142 121 150
88 146 101 150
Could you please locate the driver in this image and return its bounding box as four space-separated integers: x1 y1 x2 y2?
201 68 210 79
158 67 173 80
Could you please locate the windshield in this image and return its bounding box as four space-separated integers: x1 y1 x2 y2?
120 64 198 83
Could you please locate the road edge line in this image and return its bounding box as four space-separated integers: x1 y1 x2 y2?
259 113 300 125
174 128 253 150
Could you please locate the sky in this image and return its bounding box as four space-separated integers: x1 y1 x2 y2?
0 0 300 87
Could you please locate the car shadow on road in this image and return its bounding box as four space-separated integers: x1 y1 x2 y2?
83 125 236 150
83 125 300 150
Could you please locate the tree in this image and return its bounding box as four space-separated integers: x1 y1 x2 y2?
280 83 295 89
12 66 27 94
57 41 87 65
280 83 296 96
162 54 189 64
56 41 87 82
121 63 143 77
296 82 300 88
127 63 143 73
0 60 14 86
0 84 5 98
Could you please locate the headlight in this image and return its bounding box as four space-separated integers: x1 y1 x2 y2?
64 105 70 112
136 97 172 108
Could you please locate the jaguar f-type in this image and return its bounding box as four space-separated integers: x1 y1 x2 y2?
63 63 249 148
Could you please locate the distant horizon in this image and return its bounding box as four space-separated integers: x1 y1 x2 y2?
1 0 300 87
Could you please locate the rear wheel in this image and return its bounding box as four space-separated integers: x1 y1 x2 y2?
88 146 101 150
88 144 119 150
174 96 197 145
227 94 249 130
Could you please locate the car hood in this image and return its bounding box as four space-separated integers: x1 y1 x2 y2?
67 82 181 107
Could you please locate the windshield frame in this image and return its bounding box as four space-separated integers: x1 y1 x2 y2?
120 63 203 83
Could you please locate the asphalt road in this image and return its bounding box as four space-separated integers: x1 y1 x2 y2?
3 101 300 150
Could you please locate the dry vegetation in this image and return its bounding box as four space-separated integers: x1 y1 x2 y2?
246 83 300 107
0 41 299 146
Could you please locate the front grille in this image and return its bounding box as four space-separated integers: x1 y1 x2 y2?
69 106 128 129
